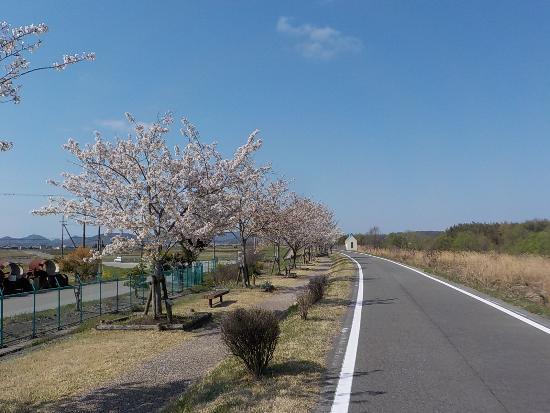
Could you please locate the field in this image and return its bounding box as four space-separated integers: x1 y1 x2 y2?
363 247 550 317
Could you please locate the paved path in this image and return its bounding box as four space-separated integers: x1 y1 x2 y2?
45 263 322 413
327 252 550 413
3 281 129 317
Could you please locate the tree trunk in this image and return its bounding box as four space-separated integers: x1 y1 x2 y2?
292 248 297 269
155 278 163 316
277 243 281 274
151 261 163 319
151 280 158 318
160 276 173 323
143 286 153 315
241 240 250 287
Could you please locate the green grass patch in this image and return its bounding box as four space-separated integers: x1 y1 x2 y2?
101 265 133 281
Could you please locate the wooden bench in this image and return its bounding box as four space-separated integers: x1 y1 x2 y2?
203 289 229 308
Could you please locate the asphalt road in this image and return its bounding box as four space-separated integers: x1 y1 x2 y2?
332 251 550 413
2 281 130 317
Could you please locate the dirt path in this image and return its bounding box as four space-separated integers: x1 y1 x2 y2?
44 267 321 413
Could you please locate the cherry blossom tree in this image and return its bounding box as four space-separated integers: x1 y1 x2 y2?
305 202 339 258
1 20 95 151
280 195 317 268
34 113 262 319
260 180 291 274
279 195 339 267
224 156 273 287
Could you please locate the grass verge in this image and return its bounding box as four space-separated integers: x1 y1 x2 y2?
0 258 325 412
362 247 550 319
0 328 190 412
164 254 355 413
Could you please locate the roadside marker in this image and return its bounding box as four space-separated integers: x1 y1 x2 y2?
330 252 364 413
357 252 550 336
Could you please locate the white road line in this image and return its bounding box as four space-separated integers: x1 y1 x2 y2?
356 251 550 336
330 253 364 413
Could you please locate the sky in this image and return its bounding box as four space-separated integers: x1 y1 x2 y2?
2 0 550 238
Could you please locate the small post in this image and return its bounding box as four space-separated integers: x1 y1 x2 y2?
0 288 4 348
115 277 119 313
171 270 174 296
32 283 37 338
99 275 102 316
129 274 133 309
56 277 61 330
78 275 83 323
140 273 147 303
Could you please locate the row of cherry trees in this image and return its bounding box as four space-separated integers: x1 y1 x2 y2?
33 112 340 317
4 20 340 318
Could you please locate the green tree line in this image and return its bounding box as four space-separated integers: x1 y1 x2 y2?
345 220 550 256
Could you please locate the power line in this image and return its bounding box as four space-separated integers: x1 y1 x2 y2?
0 193 62 197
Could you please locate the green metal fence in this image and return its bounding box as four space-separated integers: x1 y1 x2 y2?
0 259 216 348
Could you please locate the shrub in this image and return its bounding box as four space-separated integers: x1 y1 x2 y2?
297 290 313 320
211 263 239 285
59 247 99 280
260 280 275 292
307 275 328 303
220 308 280 378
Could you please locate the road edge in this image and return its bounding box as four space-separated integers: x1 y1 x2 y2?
357 251 550 335
315 252 363 413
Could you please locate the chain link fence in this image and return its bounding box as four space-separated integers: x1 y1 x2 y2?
0 259 216 347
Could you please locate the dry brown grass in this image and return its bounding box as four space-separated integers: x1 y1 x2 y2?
172 267 315 317
165 255 355 413
0 259 320 412
362 247 550 309
0 329 190 412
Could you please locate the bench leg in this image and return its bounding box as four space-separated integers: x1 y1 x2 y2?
209 298 212 308
220 295 223 304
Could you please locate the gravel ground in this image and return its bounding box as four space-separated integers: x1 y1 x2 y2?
43 273 315 413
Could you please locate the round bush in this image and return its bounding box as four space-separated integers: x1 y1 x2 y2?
297 290 314 320
308 275 328 303
220 308 280 378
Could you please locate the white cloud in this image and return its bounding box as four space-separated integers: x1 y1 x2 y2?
97 119 128 133
276 16 362 60
96 119 154 135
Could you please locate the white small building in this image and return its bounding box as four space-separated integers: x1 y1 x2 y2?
345 234 358 251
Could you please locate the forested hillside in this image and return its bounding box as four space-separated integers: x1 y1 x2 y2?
353 220 550 256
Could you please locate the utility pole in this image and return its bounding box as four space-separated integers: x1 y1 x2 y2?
60 216 65 257
97 226 101 251
62 222 77 249
82 217 86 248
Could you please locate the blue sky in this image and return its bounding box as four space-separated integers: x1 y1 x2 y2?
2 0 550 238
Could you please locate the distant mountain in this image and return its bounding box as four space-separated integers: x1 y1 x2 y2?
214 232 239 245
0 235 55 248
0 231 239 248
23 234 49 241
0 233 134 249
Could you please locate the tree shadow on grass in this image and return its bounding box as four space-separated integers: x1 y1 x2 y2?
0 400 36 413
213 299 237 308
268 359 324 378
14 379 193 413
